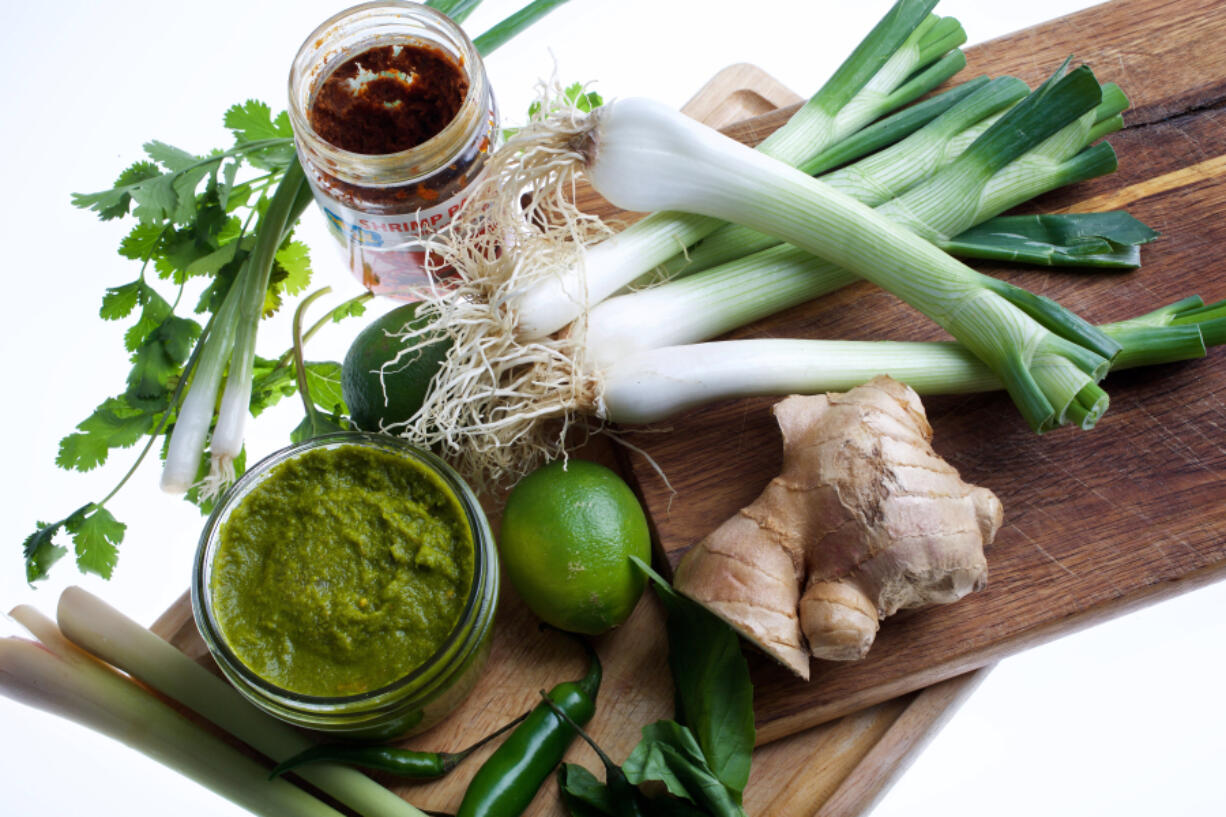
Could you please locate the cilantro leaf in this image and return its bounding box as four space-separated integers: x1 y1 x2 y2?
291 411 348 444
305 361 347 416
66 506 125 579
72 160 163 221
57 397 155 472
224 100 293 142
145 140 198 172
118 222 166 262
123 286 172 353
249 356 298 417
274 240 313 297
23 515 76 583
332 298 368 323
100 280 145 321
126 314 200 410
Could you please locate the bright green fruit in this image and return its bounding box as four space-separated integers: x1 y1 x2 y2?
342 303 451 432
499 459 651 635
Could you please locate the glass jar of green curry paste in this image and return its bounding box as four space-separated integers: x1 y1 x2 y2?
192 433 498 739
288 2 498 299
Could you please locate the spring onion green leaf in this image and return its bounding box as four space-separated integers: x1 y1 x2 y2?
945 211 1159 268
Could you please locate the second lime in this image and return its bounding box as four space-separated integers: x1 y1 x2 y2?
499 459 650 635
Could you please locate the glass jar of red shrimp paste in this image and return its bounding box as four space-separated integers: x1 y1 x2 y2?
289 2 498 297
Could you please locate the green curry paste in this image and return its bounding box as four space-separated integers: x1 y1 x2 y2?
210 444 475 697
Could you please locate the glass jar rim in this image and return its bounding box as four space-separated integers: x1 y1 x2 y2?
191 431 495 712
287 1 491 187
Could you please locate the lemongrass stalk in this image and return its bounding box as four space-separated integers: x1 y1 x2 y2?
54 588 427 817
209 162 311 492
0 621 344 817
599 298 1223 425
579 95 1117 431
511 0 962 339
586 75 1118 368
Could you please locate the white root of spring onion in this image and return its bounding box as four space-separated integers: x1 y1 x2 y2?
55 587 428 817
1 607 345 817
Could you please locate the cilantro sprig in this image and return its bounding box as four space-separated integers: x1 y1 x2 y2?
25 0 580 583
24 102 359 583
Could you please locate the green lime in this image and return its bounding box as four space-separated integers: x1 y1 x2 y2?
342 303 451 432
499 459 651 635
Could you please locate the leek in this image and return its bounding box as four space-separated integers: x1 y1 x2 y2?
510 0 967 340
599 297 1226 424
585 67 1125 366
579 93 1119 431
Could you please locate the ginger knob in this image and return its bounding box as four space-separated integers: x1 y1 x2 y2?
674 376 1003 679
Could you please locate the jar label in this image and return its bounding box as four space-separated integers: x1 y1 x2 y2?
317 193 470 298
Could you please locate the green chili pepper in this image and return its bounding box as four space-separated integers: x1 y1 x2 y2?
267 711 529 780
456 635 602 817
540 693 648 817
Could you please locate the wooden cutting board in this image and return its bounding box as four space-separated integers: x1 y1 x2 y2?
153 0 1226 813
624 0 1226 742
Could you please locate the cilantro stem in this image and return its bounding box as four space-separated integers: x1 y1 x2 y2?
273 292 374 372
292 287 334 426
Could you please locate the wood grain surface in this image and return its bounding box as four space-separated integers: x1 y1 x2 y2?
152 0 1226 813
625 0 1226 744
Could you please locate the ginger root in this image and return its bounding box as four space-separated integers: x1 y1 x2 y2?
673 376 1003 679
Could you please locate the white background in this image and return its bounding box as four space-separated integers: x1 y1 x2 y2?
3 1 1224 814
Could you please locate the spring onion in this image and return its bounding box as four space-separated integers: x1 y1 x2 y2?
1 606 347 817
585 67 1125 366
509 0 966 340
599 297 1226 423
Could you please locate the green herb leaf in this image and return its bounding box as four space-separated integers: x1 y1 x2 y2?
117 222 166 262
66 506 125 579
632 557 754 797
331 298 369 323
125 314 201 410
290 412 347 444
123 286 172 352
624 721 711 801
145 140 198 172
224 100 294 143
556 764 615 817
100 280 145 321
57 397 155 472
23 517 75 583
249 356 298 417
274 240 313 297
72 160 163 221
305 361 347 416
